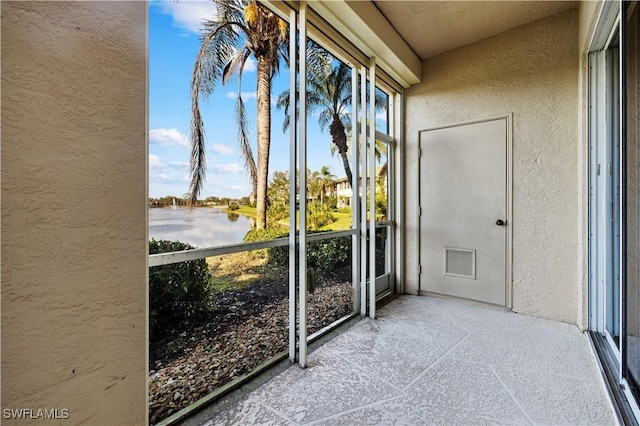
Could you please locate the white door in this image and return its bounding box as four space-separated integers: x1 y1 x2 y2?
419 117 509 306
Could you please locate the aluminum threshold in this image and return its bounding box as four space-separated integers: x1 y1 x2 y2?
589 331 639 426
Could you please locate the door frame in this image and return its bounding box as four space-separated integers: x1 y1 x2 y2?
417 114 513 308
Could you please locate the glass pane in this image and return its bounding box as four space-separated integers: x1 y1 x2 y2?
375 87 390 135
149 2 293 422
149 247 289 423
297 42 355 231
149 1 291 244
305 235 355 337
374 144 389 221
375 226 390 278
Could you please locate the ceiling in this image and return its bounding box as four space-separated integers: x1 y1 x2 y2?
373 1 578 59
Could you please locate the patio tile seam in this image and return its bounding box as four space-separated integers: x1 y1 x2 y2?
303 394 408 426
442 354 601 381
411 308 474 335
449 324 580 332
326 352 407 394
401 332 472 392
488 364 536 425
247 395 302 426
376 314 471 339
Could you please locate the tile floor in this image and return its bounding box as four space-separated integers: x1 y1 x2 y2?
184 295 619 425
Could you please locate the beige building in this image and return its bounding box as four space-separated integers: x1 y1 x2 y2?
2 1 639 424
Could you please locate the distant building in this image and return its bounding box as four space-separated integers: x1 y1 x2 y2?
332 176 353 208
330 165 387 209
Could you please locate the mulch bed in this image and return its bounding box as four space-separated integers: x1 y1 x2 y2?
148 268 354 424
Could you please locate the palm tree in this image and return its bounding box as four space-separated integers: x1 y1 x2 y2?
189 0 287 229
316 166 336 204
278 61 353 183
277 54 386 187
307 169 323 203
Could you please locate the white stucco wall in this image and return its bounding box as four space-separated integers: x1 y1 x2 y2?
1 2 147 424
404 9 580 323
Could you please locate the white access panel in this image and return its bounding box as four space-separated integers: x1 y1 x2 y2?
419 118 508 306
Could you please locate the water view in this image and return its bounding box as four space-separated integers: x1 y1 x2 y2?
149 207 254 249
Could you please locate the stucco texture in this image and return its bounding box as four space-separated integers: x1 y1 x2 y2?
1 2 147 424
404 9 579 323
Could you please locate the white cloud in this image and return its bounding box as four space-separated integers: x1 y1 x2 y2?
150 128 189 148
169 161 190 168
212 144 235 155
210 163 244 174
152 0 216 34
149 154 190 184
226 91 257 101
244 57 256 72
149 154 163 169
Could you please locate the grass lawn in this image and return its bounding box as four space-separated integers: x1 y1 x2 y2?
229 205 257 218
206 250 272 292
319 211 352 231
227 205 353 231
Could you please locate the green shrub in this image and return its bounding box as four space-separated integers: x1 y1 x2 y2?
253 228 351 272
308 202 335 229
267 202 288 223
149 239 212 336
244 227 289 262
243 227 289 242
324 196 338 210
227 201 239 211
336 207 352 214
307 234 351 270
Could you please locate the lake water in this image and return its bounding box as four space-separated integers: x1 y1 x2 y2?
149 207 254 248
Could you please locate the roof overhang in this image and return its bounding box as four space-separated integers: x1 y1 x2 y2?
309 1 422 88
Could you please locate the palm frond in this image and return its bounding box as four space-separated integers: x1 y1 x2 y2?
235 84 258 193
276 89 291 132
188 3 249 204
223 48 251 85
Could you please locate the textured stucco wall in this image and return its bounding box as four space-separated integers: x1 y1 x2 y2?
404 9 579 323
1 2 147 424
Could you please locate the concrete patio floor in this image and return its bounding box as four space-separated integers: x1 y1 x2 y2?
183 295 618 425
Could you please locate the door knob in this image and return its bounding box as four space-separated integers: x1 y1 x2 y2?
496 219 506 226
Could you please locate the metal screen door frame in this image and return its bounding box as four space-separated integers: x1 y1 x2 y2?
418 115 513 308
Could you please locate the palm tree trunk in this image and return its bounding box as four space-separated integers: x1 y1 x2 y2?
339 152 353 185
330 117 352 185
255 58 271 230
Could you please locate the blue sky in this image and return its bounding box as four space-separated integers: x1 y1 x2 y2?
148 0 348 199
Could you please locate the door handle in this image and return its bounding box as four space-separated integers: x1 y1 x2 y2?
496 219 506 226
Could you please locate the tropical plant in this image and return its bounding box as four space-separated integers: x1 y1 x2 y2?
315 166 336 204
278 61 353 182
307 201 335 229
277 51 386 186
189 0 288 230
307 169 323 202
267 170 291 206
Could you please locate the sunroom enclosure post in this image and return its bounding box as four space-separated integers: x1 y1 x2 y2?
288 7 298 363
352 66 361 315
369 58 377 319
360 65 368 316
298 1 308 368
